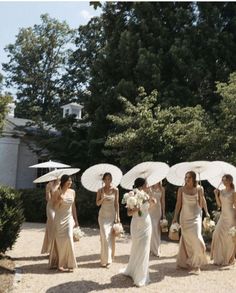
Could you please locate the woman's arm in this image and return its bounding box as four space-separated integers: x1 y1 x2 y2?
161 187 166 219
233 192 236 208
214 189 221 208
114 188 120 223
202 195 210 217
45 183 51 201
197 187 204 209
96 189 104 206
51 189 62 208
172 187 182 223
72 190 79 227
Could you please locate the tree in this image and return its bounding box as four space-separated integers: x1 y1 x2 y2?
0 74 12 132
214 72 236 164
70 2 236 163
2 14 75 124
106 87 212 170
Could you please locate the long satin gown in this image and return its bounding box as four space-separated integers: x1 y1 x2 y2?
176 191 208 269
211 190 236 265
121 202 152 287
98 193 116 266
49 190 77 269
41 199 55 254
149 188 162 256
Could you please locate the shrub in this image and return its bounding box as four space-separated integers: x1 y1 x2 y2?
76 185 99 226
0 185 25 253
19 188 46 223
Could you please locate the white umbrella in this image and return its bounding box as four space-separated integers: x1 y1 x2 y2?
33 168 80 183
120 161 169 190
167 161 222 186
29 160 70 169
207 161 236 190
166 162 190 186
81 163 123 192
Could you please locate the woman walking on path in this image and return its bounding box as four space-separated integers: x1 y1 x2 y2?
41 179 59 254
211 174 236 266
149 182 165 257
121 178 153 287
172 171 208 274
49 175 79 272
96 172 120 268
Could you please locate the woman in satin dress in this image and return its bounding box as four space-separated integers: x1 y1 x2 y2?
211 174 236 265
172 171 208 274
121 178 155 287
149 182 165 256
49 175 79 272
41 179 59 254
96 172 120 268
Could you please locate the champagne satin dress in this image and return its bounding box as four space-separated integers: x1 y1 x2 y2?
149 188 162 256
176 191 208 269
41 198 55 254
211 190 236 265
49 190 77 269
98 193 116 266
121 202 152 287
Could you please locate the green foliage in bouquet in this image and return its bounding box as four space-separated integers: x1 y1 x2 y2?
0 186 25 253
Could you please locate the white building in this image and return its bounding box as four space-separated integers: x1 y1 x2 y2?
61 102 83 120
0 102 83 189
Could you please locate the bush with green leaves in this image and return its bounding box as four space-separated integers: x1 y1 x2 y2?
20 188 46 223
0 186 25 254
76 185 99 226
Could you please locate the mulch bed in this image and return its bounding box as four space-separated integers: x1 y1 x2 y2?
0 254 15 293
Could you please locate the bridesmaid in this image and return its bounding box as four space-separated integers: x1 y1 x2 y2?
49 175 79 272
211 174 236 266
149 181 165 257
121 178 153 287
172 171 208 274
96 172 120 268
41 179 59 254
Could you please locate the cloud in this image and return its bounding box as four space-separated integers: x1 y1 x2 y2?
80 9 94 21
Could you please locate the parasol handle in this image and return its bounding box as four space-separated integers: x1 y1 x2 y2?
198 172 202 186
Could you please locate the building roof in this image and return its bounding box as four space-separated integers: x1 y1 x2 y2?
6 116 32 127
61 102 83 109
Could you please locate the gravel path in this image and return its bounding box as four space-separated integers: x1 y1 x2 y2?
7 222 236 293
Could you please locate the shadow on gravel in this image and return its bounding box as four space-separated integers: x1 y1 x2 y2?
11 255 48 262
76 253 130 268
46 273 134 293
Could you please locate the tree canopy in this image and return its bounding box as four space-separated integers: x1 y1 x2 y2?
2 2 236 170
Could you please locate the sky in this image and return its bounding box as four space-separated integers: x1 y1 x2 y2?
0 0 102 92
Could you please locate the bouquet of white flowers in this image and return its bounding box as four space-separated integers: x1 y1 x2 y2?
113 222 124 237
160 219 168 233
73 227 85 242
168 223 180 241
122 189 149 216
203 217 215 233
170 223 181 233
228 226 236 238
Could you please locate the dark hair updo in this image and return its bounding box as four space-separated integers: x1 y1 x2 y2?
102 172 112 181
133 177 146 189
60 174 71 189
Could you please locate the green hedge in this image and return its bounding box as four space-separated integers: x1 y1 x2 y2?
0 185 25 253
19 188 47 223
18 181 217 226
